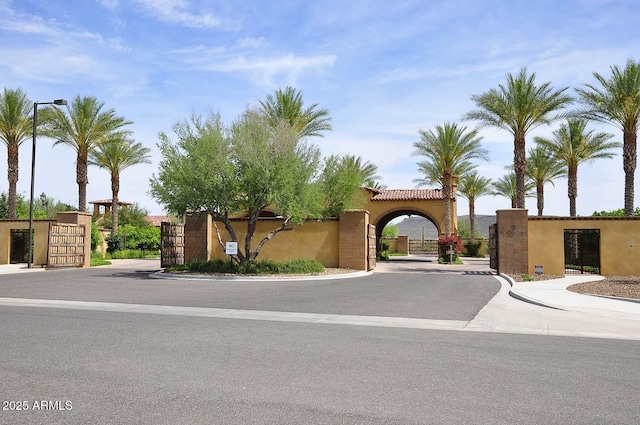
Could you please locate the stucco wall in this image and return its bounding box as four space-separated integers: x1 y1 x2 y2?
0 211 91 267
208 218 341 267
528 217 640 276
0 220 53 265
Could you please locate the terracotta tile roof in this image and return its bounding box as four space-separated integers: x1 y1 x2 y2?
371 189 446 201
145 216 171 226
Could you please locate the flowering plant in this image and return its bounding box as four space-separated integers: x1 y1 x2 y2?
437 236 461 263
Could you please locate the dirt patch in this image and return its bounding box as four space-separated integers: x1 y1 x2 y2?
506 273 640 300
567 276 640 300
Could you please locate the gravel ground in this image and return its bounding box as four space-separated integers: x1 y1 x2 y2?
507 273 640 300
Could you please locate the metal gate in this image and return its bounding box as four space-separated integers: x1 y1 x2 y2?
368 224 376 270
47 223 86 267
489 223 498 270
161 222 185 267
564 229 600 274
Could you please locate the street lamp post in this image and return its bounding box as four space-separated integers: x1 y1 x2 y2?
27 99 67 269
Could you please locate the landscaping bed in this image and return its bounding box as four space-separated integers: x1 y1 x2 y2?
507 272 640 300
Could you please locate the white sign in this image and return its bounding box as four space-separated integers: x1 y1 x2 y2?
225 241 238 255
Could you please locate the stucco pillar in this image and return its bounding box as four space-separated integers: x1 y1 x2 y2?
495 209 528 274
339 210 370 270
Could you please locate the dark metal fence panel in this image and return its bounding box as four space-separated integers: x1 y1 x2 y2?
489 224 498 271
564 229 600 274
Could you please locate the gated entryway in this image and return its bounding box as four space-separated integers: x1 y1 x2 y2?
564 229 600 275
10 229 32 263
47 223 86 267
161 222 185 267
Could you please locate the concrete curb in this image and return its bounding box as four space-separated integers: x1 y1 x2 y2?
151 269 373 282
501 273 565 310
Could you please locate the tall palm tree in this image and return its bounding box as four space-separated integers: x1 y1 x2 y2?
340 154 384 189
526 146 566 216
491 171 535 208
535 118 619 216
413 122 488 236
259 86 332 139
464 67 573 209
39 95 132 212
0 88 32 219
89 134 151 235
576 59 640 216
458 172 492 244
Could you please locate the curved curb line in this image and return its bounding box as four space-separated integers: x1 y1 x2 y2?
500 273 565 311
150 270 373 282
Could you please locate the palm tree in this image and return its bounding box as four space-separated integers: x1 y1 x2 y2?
491 171 535 208
458 172 492 244
341 154 384 189
0 88 32 219
413 122 488 236
39 95 132 212
576 59 640 216
89 134 151 235
535 119 619 216
259 86 332 139
464 67 573 209
526 146 566 216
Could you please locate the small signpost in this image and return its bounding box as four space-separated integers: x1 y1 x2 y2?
225 241 238 256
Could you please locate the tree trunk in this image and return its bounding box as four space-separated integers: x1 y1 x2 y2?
623 128 637 216
514 133 527 209
469 200 476 245
111 173 120 236
77 150 89 212
442 170 452 237
568 165 578 217
536 182 544 216
7 144 18 219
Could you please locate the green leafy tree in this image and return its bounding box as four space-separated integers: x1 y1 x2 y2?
39 95 132 212
535 118 619 216
491 171 535 208
413 122 488 236
526 146 566 216
593 207 640 216
98 203 151 229
381 224 398 239
576 59 640 216
0 191 73 219
259 86 332 139
150 109 344 264
464 67 572 209
320 154 382 217
0 88 32 219
89 134 151 235
458 171 492 244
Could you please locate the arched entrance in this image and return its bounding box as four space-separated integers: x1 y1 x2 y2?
373 209 440 243
360 188 457 239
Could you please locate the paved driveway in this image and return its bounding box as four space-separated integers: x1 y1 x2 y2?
0 256 499 321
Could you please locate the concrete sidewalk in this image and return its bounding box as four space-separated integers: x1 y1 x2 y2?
0 264 45 275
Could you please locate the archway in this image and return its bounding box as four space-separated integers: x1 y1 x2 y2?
374 208 440 243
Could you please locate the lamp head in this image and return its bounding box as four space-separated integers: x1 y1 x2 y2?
53 99 67 106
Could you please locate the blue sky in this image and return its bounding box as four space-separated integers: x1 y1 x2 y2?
1 0 639 217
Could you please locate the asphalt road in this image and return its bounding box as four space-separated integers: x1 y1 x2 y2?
1 260 638 424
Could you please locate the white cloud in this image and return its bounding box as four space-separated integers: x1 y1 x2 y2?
134 0 223 28
97 0 118 9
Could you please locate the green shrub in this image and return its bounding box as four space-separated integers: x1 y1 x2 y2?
174 258 325 275
91 221 102 251
105 234 124 253
464 241 483 257
120 224 160 250
108 249 160 259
